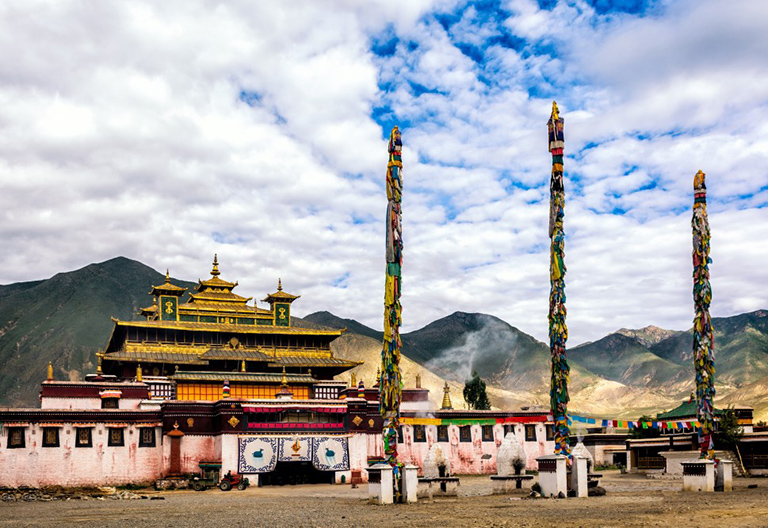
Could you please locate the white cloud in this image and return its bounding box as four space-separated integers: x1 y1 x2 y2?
0 0 765 348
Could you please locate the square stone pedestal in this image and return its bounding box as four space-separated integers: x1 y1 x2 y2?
681 460 715 492
716 460 733 492
367 464 394 504
570 456 589 498
537 455 567 497
402 465 419 503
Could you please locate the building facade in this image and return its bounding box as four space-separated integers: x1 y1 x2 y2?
0 259 555 488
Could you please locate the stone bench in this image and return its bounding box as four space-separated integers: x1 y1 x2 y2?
417 477 460 499
489 474 534 493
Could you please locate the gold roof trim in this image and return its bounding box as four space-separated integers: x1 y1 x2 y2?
114 319 345 336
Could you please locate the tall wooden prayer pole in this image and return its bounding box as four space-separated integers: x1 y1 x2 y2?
547 102 570 457
381 126 403 480
692 170 716 459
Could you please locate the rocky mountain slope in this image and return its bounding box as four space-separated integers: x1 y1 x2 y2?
0 257 765 422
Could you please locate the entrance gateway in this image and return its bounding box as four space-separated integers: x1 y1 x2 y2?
238 435 350 486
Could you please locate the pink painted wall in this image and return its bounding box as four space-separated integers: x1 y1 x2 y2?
396 423 554 474
0 425 162 487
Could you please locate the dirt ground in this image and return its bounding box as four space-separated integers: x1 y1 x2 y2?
2 471 768 528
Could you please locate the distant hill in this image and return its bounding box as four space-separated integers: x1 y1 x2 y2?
0 257 766 422
0 257 196 407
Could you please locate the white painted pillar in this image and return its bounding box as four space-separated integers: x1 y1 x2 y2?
716 460 733 492
367 464 394 504
402 465 419 503
570 456 588 498
537 455 567 497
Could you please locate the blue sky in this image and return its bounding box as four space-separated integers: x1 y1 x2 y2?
0 0 765 344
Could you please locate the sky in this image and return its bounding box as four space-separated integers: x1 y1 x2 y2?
0 0 766 345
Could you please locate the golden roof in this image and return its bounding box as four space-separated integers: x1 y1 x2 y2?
196 255 237 291
113 319 345 336
262 278 300 303
150 270 188 296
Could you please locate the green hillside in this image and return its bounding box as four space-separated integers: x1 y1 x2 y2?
568 333 689 389
650 310 768 386
0 257 195 407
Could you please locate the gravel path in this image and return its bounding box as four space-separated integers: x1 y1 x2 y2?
1 472 767 528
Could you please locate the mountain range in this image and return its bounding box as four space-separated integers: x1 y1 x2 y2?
1 257 766 422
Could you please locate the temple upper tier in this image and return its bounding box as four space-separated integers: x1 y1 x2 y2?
102 256 358 384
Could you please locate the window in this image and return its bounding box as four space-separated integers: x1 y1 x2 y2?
139 427 156 447
102 398 119 409
482 425 494 442
437 425 449 442
108 428 124 447
413 425 427 443
7 427 25 449
459 425 472 443
504 424 516 435
545 424 555 441
42 427 60 447
524 425 537 442
75 428 92 447
397 426 404 443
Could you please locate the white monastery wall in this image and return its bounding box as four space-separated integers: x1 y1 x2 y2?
0 424 162 487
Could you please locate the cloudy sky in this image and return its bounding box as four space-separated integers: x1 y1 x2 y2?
0 0 766 344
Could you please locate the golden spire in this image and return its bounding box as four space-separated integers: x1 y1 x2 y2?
307 368 312 378
281 366 288 387
241 360 246 373
375 366 381 387
441 382 453 410
351 372 356 388
96 354 103 376
211 254 220 277
165 269 171 283
136 363 143 382
415 373 422 389
47 361 54 382
277 278 282 291
551 101 559 122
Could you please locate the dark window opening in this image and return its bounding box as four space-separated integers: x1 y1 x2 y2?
75 428 92 448
7 427 25 448
437 425 449 442
413 425 427 443
102 398 119 409
525 425 537 442
42 427 60 448
459 426 472 443
108 428 125 446
545 424 555 441
139 427 156 447
482 425 494 442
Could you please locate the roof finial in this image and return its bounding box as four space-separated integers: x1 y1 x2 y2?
551 101 559 122
211 254 220 277
136 363 143 382
47 361 54 382
165 269 170 283
281 366 288 387
278 278 282 291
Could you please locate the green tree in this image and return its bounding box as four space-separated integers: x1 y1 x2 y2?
715 408 743 449
463 371 491 410
628 415 661 439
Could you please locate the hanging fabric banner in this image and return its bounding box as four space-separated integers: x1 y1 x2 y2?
277 435 312 462
311 436 350 471
238 437 279 473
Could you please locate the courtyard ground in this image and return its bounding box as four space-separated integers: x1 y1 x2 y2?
1 471 767 527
